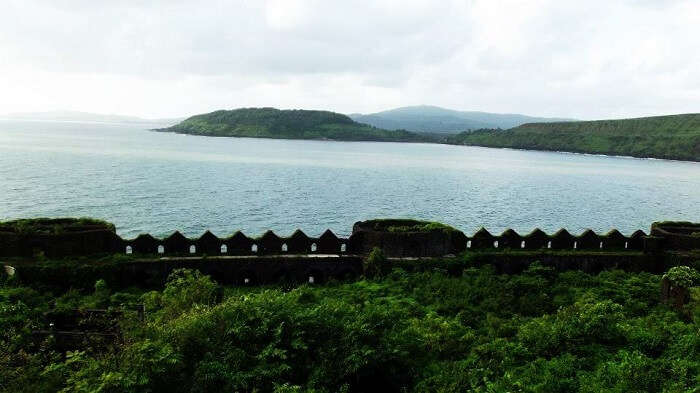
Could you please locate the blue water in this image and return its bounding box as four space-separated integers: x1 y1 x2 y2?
0 119 698 238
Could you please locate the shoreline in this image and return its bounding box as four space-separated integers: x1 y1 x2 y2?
444 142 700 164
3 118 694 163
152 128 700 164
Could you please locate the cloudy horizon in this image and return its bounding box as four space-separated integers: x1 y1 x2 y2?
1 0 699 120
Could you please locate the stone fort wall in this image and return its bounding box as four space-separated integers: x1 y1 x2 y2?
0 219 697 261
2 219 698 289
0 225 661 258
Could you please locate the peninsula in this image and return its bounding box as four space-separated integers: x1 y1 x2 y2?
155 107 431 142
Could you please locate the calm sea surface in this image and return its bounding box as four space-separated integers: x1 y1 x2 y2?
1 119 698 238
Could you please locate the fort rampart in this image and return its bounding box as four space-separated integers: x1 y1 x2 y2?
4 219 696 259
1 219 698 289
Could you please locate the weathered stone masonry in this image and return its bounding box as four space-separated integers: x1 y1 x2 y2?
4 220 690 259
1 219 698 288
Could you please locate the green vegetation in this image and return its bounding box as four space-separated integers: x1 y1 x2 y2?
664 266 700 288
386 222 457 233
157 107 431 142
2 262 699 392
446 113 700 161
361 219 459 233
653 221 700 232
159 108 700 161
362 247 391 278
0 218 115 234
654 221 700 227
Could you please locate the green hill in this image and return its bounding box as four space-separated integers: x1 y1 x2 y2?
349 105 571 134
446 113 700 161
157 107 429 142
157 109 700 161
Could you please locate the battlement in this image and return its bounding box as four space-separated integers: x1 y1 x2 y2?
0 218 697 259
2 218 698 290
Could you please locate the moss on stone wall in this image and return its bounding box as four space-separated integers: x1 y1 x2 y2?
0 217 115 234
357 219 459 233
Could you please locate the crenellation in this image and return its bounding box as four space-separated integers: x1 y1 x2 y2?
550 229 576 250
577 229 601 249
258 230 283 254
287 229 312 253
196 230 222 255
226 231 255 255
603 229 627 249
469 227 494 249
523 228 548 249
129 234 159 254
0 218 696 259
318 229 342 254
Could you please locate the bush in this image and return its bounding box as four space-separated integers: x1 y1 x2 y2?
2 265 699 392
663 266 700 288
161 269 219 316
363 247 391 278
92 279 110 308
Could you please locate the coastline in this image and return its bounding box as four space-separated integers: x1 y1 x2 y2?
152 127 700 163
443 142 700 163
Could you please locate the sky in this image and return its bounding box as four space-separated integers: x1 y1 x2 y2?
1 0 699 120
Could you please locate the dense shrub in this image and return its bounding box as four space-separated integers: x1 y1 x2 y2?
1 265 698 392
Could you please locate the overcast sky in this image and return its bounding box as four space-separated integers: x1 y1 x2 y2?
1 0 699 119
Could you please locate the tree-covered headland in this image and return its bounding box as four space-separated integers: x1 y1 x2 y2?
157 108 432 142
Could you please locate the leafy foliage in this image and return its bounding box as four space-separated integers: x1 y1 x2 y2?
446 113 700 161
363 247 391 278
663 266 700 288
1 264 699 392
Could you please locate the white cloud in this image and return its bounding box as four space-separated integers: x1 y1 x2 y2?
0 0 698 119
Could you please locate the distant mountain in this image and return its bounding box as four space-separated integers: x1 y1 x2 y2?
446 113 700 161
156 107 431 142
2 110 183 126
349 105 572 134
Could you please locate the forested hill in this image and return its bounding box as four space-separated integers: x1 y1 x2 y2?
446 113 700 161
157 109 700 161
350 105 571 134
156 107 430 142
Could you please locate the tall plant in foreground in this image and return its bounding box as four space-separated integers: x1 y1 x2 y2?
363 247 391 278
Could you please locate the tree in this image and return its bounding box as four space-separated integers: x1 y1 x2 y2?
363 247 391 278
661 266 700 311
